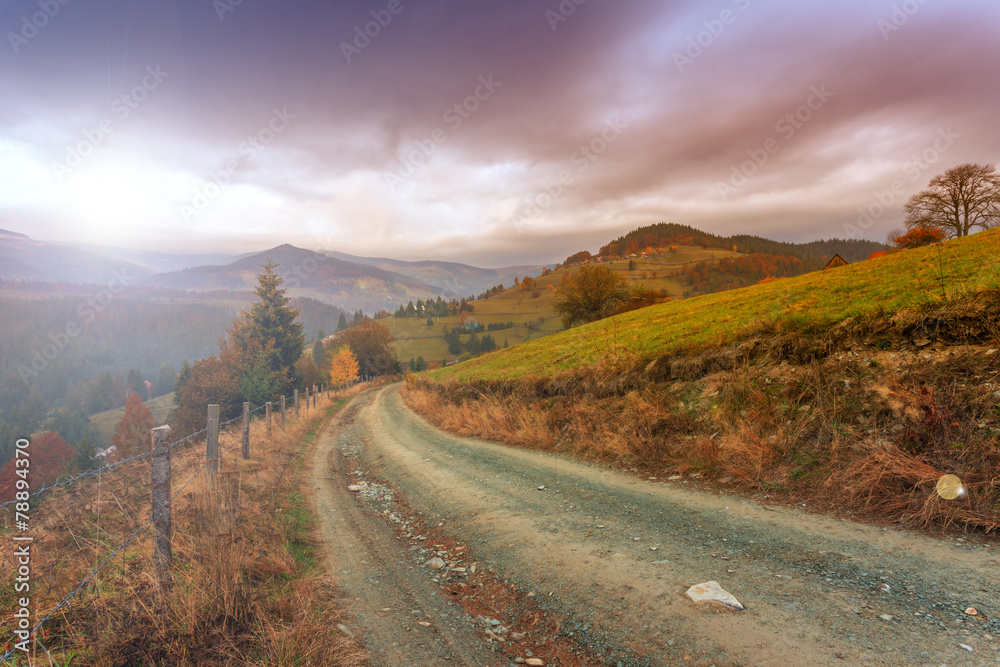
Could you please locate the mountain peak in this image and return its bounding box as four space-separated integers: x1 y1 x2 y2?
0 228 30 240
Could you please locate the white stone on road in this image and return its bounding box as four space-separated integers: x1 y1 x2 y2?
685 581 745 611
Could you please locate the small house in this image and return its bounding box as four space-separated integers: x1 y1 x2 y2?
824 254 849 270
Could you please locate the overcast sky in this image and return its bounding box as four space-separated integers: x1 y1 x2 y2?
1 0 998 267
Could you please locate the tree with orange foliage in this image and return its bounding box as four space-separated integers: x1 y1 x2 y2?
0 431 73 501
890 226 946 249
111 392 156 462
328 346 360 385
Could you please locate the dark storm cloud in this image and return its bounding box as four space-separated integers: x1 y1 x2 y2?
1 0 998 265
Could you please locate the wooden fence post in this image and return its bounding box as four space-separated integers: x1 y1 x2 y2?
266 401 272 437
151 425 172 587
312 385 317 408
281 396 286 430
242 401 250 459
206 404 219 484
294 389 299 417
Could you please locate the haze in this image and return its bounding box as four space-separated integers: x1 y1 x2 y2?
1 0 998 267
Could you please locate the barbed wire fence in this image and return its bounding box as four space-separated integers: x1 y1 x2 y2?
0 380 357 664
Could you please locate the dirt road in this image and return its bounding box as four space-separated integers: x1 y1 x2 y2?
312 386 1000 666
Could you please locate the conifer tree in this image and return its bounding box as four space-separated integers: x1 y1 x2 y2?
70 436 99 473
242 260 305 370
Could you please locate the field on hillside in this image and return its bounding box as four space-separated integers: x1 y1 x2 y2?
91 392 175 446
389 246 738 364
430 230 1000 381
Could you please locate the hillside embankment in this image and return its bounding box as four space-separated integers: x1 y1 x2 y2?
404 288 1000 533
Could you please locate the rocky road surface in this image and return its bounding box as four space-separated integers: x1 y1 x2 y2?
311 385 1000 666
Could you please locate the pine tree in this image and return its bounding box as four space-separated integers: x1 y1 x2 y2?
174 360 192 407
126 368 147 399
312 340 326 368
155 362 175 398
337 312 349 331
70 436 99 473
243 260 305 370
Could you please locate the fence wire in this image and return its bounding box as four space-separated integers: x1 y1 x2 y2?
1 427 209 513
0 388 332 662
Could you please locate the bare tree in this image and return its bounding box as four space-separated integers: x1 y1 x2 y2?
903 163 1000 238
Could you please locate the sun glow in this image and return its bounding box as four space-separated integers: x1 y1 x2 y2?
63 159 166 242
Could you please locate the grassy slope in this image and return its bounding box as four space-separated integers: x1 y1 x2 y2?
390 246 737 363
430 230 1000 382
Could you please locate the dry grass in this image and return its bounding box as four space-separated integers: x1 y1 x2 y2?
0 386 368 666
404 339 1000 534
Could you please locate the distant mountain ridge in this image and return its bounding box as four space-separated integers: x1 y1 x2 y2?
141 244 444 313
321 249 547 298
0 231 547 313
0 232 153 284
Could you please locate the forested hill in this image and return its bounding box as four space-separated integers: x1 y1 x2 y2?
594 223 885 263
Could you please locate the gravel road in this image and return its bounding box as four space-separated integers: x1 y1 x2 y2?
312 385 1000 666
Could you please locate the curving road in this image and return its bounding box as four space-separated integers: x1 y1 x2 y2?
312 385 1000 666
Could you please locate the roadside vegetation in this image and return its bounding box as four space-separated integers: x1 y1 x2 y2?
0 263 377 664
0 391 365 665
405 228 1000 533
